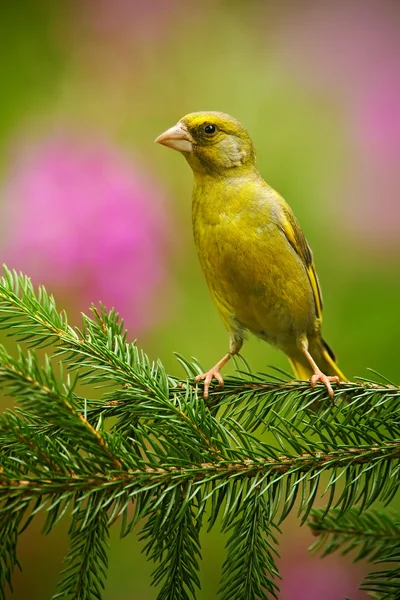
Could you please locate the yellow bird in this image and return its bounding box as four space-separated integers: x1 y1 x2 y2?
156 112 347 399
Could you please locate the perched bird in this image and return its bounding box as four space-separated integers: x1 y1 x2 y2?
156 112 347 399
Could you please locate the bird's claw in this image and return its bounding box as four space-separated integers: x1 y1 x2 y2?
195 369 225 399
310 371 340 400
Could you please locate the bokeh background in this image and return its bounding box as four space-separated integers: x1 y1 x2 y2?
1 0 399 598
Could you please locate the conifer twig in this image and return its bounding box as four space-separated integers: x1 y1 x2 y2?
0 266 399 600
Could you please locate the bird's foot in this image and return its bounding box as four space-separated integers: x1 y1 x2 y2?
310 371 340 400
195 369 225 400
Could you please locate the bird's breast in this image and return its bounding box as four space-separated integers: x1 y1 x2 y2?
192 184 316 344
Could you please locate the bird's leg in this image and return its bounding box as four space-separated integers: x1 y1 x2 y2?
195 353 232 400
299 338 340 400
195 333 243 400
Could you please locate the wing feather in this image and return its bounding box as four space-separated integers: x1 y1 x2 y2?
279 206 323 322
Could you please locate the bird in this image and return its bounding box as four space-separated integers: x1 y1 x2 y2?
156 111 347 399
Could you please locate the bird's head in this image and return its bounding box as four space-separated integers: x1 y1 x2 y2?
155 112 256 176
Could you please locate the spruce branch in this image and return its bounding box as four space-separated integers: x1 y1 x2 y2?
0 267 399 599
220 493 280 600
309 508 400 599
0 268 170 394
141 486 202 600
0 503 26 600
53 502 109 600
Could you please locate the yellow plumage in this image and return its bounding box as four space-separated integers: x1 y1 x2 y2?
156 112 347 398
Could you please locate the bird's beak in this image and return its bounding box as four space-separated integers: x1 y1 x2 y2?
155 123 193 153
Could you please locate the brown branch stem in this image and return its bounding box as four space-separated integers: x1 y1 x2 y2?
1 442 399 493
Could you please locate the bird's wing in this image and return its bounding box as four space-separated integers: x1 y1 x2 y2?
279 205 323 322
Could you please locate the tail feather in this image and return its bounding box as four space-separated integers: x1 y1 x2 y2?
288 357 314 380
288 338 347 382
321 338 336 362
320 340 348 381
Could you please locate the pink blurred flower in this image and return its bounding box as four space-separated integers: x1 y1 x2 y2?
1 131 173 333
279 521 368 600
275 0 400 252
356 76 400 165
82 0 178 39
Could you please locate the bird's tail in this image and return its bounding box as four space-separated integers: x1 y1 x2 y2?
288 338 348 382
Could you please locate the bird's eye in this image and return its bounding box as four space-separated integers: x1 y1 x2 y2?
204 124 216 135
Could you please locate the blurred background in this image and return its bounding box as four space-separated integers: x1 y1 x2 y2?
1 0 399 598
